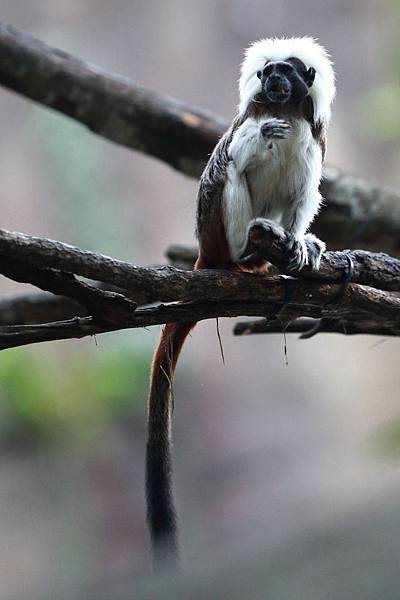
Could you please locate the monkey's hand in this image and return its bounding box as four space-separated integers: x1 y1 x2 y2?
260 118 291 141
304 233 326 271
284 233 308 272
284 233 326 272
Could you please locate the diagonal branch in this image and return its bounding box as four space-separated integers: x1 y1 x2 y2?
0 256 137 324
0 21 223 179
1 22 400 254
0 255 188 327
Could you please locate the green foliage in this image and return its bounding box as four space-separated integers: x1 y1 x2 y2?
16 98 152 450
360 84 400 142
359 1 400 143
31 106 133 257
369 416 400 459
0 340 151 450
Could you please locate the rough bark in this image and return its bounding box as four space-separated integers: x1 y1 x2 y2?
0 256 136 324
0 226 400 348
0 22 224 179
0 227 400 307
1 280 400 350
0 293 86 326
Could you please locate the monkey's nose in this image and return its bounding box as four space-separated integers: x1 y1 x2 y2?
268 76 284 91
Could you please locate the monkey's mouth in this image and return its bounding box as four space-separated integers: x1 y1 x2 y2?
265 86 290 104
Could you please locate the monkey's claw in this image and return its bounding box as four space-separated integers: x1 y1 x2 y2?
284 234 308 272
304 233 326 271
261 118 291 140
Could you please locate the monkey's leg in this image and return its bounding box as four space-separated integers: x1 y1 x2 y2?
223 163 253 262
281 189 323 271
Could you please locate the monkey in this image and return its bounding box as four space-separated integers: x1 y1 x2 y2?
146 37 336 566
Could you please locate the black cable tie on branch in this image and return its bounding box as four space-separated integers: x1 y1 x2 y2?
299 255 354 338
327 254 354 305
267 276 296 321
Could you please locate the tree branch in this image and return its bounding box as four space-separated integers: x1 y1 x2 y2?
1 226 399 306
244 220 400 291
0 226 400 348
0 256 137 324
233 317 400 338
0 22 224 179
0 292 86 326
1 279 399 350
1 22 400 254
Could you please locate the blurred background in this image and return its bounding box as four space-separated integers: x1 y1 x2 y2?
0 1 400 598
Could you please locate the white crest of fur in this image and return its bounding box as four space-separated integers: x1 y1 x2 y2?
239 37 335 124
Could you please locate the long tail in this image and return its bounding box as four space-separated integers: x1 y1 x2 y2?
146 320 196 567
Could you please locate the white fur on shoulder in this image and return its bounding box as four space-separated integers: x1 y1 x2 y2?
239 37 335 123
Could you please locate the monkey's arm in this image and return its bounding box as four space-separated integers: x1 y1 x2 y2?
229 117 291 172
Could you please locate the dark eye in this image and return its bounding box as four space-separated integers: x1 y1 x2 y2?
262 64 273 76
279 62 294 74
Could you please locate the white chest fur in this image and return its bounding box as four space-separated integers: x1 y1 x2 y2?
223 116 322 261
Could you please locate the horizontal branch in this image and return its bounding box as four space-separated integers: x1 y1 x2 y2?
1 227 400 310
1 23 400 254
168 216 400 293
1 277 400 350
0 227 186 305
233 317 400 338
0 226 399 348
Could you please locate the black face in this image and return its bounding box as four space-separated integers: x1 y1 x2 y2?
256 58 316 106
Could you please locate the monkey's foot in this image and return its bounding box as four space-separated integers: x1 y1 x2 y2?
284 234 308 272
261 118 291 140
304 233 326 271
